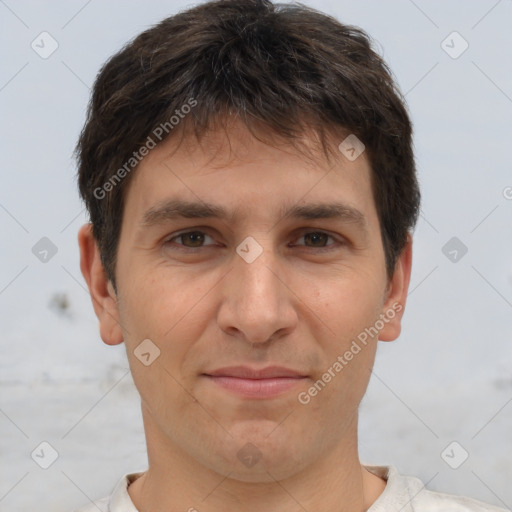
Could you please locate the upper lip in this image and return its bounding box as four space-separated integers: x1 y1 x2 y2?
204 366 307 379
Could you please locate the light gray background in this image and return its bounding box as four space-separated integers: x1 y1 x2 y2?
1 1 511 510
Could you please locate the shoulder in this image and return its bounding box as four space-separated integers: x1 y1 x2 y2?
414 487 509 511
365 465 509 512
70 472 143 512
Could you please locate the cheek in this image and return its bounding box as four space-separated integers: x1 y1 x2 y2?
120 266 207 338
117 270 215 389
308 274 383 397
317 272 384 342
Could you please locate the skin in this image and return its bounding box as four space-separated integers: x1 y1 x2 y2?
79 117 412 512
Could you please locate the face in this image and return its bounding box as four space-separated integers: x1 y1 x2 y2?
80 118 411 483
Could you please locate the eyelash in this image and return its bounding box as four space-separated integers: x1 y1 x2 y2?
163 229 343 252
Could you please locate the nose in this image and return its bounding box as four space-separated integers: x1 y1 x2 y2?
216 241 298 345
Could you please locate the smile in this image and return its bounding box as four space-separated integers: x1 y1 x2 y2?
202 375 308 399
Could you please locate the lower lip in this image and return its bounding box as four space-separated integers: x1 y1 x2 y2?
203 375 307 398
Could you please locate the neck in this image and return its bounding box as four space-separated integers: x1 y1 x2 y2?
129 404 386 512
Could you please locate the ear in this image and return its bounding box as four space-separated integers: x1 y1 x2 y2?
78 223 124 346
378 233 413 342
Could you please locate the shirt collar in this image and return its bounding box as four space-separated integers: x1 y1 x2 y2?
109 465 406 511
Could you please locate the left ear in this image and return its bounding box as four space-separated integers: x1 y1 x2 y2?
378 233 413 342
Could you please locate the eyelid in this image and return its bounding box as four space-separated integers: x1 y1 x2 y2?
164 228 217 247
290 229 343 249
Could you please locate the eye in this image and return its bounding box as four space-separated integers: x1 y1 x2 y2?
291 230 341 250
164 230 216 250
163 229 343 253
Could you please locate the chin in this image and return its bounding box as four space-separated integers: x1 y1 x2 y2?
202 431 311 482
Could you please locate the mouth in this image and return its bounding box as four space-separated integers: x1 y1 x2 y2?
201 366 309 399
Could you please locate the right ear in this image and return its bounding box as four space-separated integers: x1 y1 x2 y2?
78 223 124 346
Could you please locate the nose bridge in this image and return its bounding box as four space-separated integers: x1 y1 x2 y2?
236 242 281 299
234 237 283 311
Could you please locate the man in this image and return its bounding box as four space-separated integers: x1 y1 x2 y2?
74 0 507 510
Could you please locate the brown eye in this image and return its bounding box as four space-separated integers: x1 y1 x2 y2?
178 231 206 247
164 230 216 250
293 231 340 250
303 232 330 247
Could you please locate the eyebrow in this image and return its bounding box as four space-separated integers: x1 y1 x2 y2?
140 198 368 233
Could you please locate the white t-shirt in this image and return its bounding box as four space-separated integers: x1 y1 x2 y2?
72 465 509 511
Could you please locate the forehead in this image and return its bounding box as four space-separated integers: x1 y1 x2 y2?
121 119 377 231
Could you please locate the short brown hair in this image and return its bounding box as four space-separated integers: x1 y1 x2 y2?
76 0 420 289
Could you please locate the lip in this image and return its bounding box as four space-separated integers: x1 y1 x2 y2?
202 366 308 399
204 365 307 379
